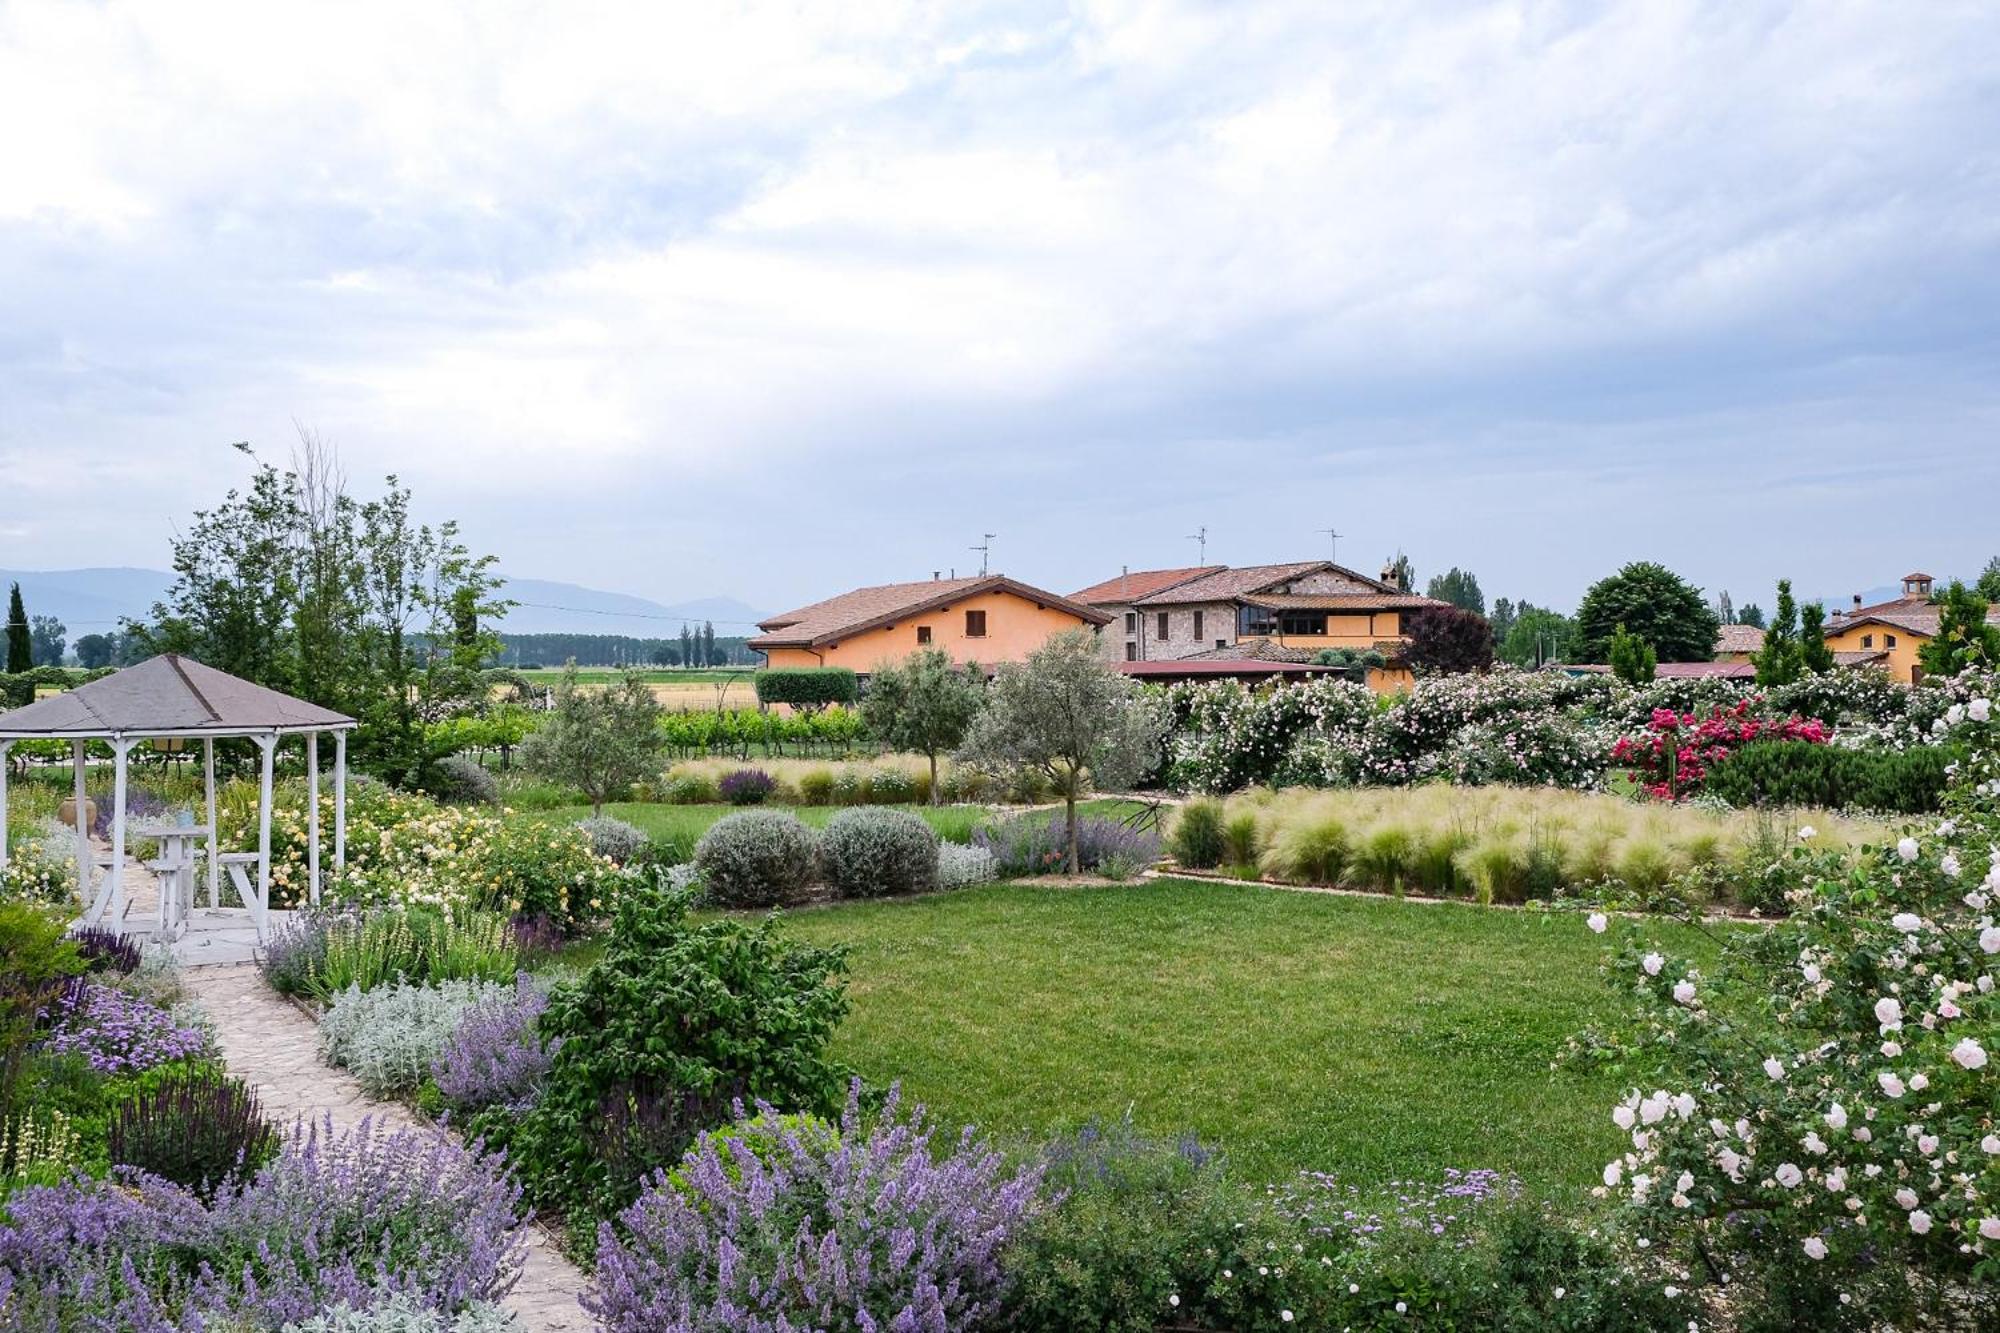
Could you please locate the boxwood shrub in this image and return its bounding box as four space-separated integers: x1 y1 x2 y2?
694 811 818 907
818 808 939 898
1703 740 1952 814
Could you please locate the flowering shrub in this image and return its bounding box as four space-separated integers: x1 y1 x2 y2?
1578 688 2000 1328
321 978 513 1097
588 1083 1044 1333
218 774 435 907
0 1116 525 1328
37 982 207 1075
817 806 939 898
717 767 776 805
350 810 625 929
431 975 555 1113
106 1065 280 1200
974 813 1161 880
0 830 76 907
1611 698 1830 800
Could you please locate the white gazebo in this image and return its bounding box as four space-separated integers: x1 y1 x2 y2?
0 654 357 941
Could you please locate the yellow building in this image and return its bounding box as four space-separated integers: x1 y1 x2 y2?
748 575 1111 673
1821 571 2000 684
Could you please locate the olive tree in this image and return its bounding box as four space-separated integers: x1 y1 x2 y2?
860 649 984 804
521 662 664 817
958 629 1163 873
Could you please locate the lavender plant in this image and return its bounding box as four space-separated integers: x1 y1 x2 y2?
974 812 1161 880
431 975 556 1112
36 981 207 1075
107 1065 281 1200
67 925 141 974
587 1082 1044 1333
0 1115 526 1329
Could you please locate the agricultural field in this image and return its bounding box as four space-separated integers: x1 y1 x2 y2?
766 876 1707 1197
505 666 762 711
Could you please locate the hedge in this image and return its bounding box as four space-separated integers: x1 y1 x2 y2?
1703 740 1952 815
753 668 859 711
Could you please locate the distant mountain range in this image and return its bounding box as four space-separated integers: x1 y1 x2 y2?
0 567 767 641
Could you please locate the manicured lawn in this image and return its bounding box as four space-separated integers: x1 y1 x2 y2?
768 878 1696 1199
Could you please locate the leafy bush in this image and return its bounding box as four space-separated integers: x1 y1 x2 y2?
1704 739 1953 814
285 1296 520 1333
321 978 510 1097
431 976 555 1113
106 1066 279 1200
866 766 917 804
817 807 938 898
794 767 835 805
1168 798 1227 868
588 1084 1042 1333
259 907 519 1003
974 813 1161 879
0 1117 524 1328
936 842 998 890
716 768 775 805
428 755 499 806
659 772 719 805
692 810 817 908
752 666 859 711
575 815 647 864
1611 699 1829 800
510 884 849 1223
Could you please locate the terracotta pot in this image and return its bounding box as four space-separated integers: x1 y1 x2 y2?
59 797 98 828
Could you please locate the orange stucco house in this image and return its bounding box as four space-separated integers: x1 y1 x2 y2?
747 575 1112 674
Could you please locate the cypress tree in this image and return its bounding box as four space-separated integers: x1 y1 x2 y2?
5 583 30 673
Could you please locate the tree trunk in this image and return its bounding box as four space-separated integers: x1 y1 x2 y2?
1065 788 1079 875
929 752 940 806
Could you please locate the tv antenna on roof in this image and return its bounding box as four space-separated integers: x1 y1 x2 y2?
971 533 996 576
1186 525 1208 564
1319 527 1344 564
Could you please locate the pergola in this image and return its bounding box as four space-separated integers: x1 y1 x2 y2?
0 654 357 941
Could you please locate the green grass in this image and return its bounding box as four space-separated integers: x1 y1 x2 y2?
763 878 1701 1199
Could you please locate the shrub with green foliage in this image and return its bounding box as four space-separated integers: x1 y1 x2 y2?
1703 739 1953 814
106 1065 280 1199
1167 798 1228 869
575 816 647 864
753 666 859 713
659 772 720 805
509 885 850 1222
427 755 499 806
817 807 939 898
692 811 818 908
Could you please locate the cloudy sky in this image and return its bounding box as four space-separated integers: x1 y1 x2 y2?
4 0 1997 625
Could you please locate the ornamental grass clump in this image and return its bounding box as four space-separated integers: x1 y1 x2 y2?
587 1082 1045 1333
1166 797 1227 869
0 1116 525 1329
107 1065 280 1200
817 806 939 898
264 906 519 1003
431 975 555 1112
692 810 817 907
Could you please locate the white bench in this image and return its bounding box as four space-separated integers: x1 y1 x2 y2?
217 852 270 936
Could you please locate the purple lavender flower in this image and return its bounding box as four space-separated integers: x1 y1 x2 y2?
588 1081 1045 1333
432 974 558 1112
37 983 207 1075
974 814 1161 878
718 768 777 806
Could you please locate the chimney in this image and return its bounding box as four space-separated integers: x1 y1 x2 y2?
1379 561 1401 591
933 571 941 581
1853 593 1862 608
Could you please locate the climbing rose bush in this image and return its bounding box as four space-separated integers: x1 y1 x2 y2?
1582 687 2000 1330
1610 698 1830 800
587 1082 1045 1333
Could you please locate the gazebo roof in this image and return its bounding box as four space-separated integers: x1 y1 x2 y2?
0 654 356 739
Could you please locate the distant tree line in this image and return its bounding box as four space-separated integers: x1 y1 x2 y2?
491 627 757 668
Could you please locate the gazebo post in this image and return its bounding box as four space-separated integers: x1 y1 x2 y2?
72 740 91 908
0 740 11 869
203 737 219 909
106 736 134 927
253 732 276 938
307 731 321 906
334 729 347 876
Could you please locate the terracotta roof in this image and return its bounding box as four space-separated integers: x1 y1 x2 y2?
1069 566 1225 606
1834 650 1890 666
1134 561 1400 607
1240 592 1447 612
1715 624 1766 655
0 654 357 737
748 575 1110 649
1902 571 1934 582
1830 599 2000 638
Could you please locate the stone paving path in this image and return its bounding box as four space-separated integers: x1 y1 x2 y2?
183 964 594 1332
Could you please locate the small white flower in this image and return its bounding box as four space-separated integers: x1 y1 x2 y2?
1604 1161 1623 1188
1280 1312 1293 1324
1970 697 1992 722
1942 855 1962 878
1396 1301 1408 1314
1774 1163 1803 1189
1878 1071 1906 1098
1802 1236 1827 1260
1984 1134 2000 1154
1909 1210 1932 1235
1613 1105 1636 1130
1897 837 1920 863
1672 980 1697 1005
1762 1057 1785 1081
1802 962 1823 984
1980 1217 2000 1241
1981 925 2000 955
1917 1133 1939 1157
1797 825 1817 841
1896 1187 1919 1210
1642 952 1664 976
1553 1286 1566 1299
1825 1103 1848 1131
1891 912 1923 934
1952 1037 1988 1070
1874 997 1903 1029
1882 1040 1903 1058
1803 1131 1827 1155
1167 1294 1179 1308
1910 1072 1929 1092
1587 911 1608 934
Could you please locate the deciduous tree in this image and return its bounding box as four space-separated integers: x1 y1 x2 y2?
959 629 1162 873
1916 581 2000 679
1425 567 1485 615
861 649 984 803
27 616 64 668
521 662 665 817
1403 605 1494 674
1498 605 1576 668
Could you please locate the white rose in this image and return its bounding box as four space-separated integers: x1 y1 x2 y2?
1970 697 1991 722
1942 855 1962 878
1874 997 1903 1028
1878 1072 1906 1098
1952 1038 1988 1070
1797 825 1817 841
1896 1187 1919 1210
1775 1163 1803 1189
1673 980 1697 1005
1613 1104 1637 1131
1642 952 1664 976
1917 1133 1939 1157
1910 1072 1930 1092
1984 1134 2000 1155
1909 1210 1932 1235
1980 1217 2000 1241
1802 962 1823 984
1603 1161 1622 1187
1802 1237 1827 1260
1763 1057 1785 1081
1825 1103 1848 1131
1897 837 1920 863
1804 1131 1827 1155
1980 925 2000 955
1587 912 1608 934
1891 912 1923 933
